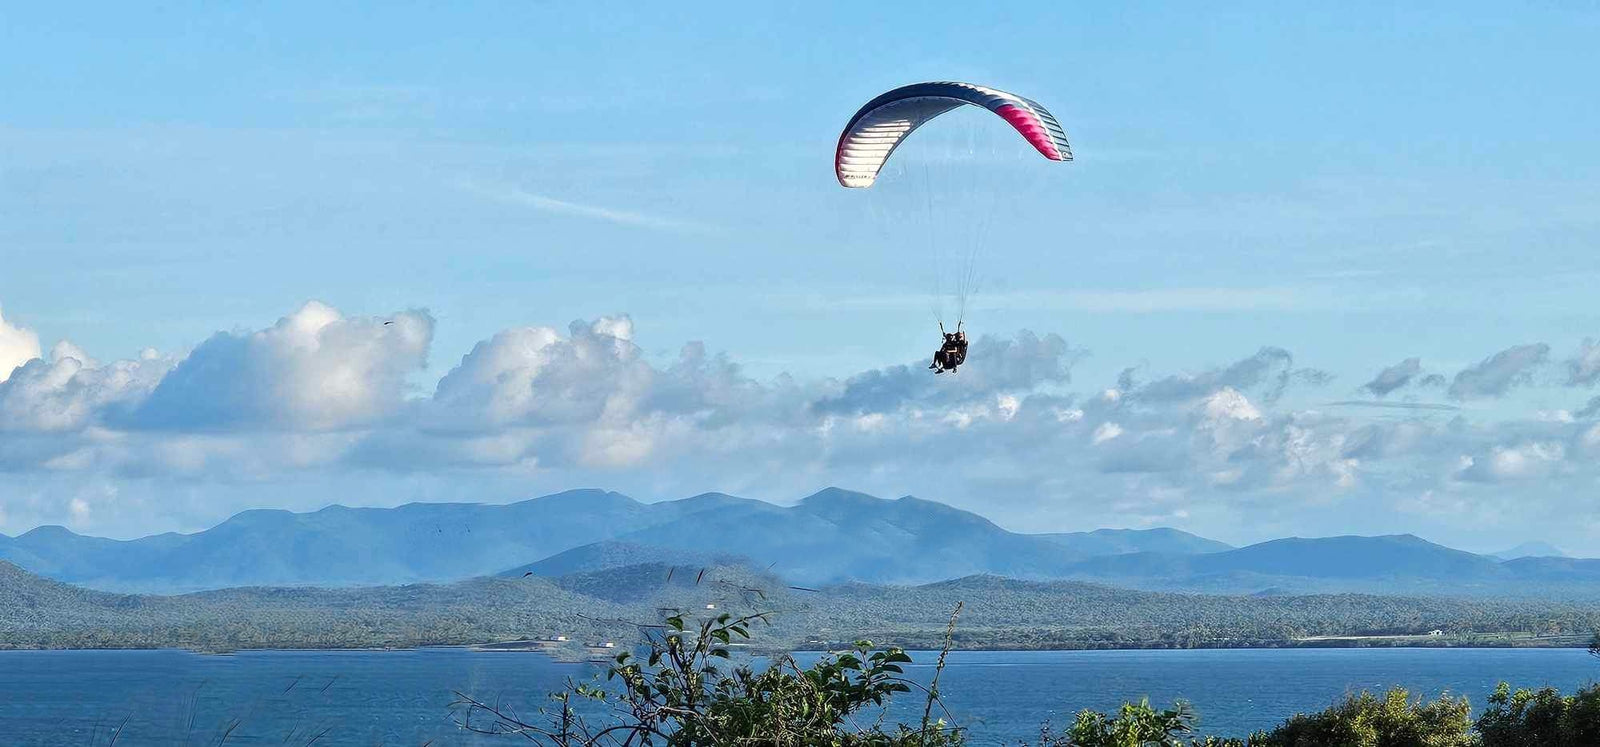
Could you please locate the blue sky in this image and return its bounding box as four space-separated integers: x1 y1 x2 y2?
3 3 1600 552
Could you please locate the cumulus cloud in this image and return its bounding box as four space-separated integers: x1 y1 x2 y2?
431 316 647 429
129 302 433 431
0 347 170 432
0 306 42 383
1362 357 1422 397
1448 343 1549 400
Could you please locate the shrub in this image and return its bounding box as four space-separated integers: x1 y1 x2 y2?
1033 698 1247 747
1477 681 1600 747
453 609 966 746
1249 688 1473 747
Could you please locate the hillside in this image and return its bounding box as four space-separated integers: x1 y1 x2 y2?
501 540 745 578
0 559 641 650
609 488 1084 584
6 560 1599 653
1052 534 1597 596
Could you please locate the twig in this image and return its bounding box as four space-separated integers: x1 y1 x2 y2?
919 601 964 740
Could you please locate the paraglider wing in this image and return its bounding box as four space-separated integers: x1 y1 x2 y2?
835 81 1072 188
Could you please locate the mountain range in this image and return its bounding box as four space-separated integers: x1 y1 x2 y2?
2 487 1593 597
0 488 1223 593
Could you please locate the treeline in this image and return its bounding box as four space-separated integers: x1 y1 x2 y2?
785 576 1600 650
7 560 1600 652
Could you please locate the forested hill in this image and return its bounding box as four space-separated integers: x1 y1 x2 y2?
5 560 1598 653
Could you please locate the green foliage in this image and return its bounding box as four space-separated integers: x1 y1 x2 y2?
1026 681 1600 747
453 610 966 746
1476 681 1600 747
1250 688 1474 747
1033 698 1243 747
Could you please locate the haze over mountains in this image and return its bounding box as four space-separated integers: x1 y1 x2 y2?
1489 541 1569 560
1 488 1593 598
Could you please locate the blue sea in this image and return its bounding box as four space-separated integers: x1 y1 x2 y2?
0 647 1594 745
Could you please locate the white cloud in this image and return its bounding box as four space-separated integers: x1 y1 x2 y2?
1202 388 1262 422
1456 441 1566 483
430 316 647 429
0 306 42 383
0 349 171 433
129 302 432 431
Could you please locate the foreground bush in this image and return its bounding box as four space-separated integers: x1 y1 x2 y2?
1249 688 1474 747
1476 682 1600 747
454 610 966 746
1033 698 1244 746
1030 689 1474 747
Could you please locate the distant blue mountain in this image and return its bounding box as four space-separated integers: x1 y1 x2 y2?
1051 534 1600 595
1499 556 1600 582
7 488 1587 598
605 488 1087 585
0 489 651 592
0 487 1132 592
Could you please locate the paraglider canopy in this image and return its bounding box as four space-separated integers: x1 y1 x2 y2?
835 81 1073 189
833 80 1074 346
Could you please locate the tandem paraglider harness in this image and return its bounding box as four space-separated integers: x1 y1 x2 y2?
930 322 969 374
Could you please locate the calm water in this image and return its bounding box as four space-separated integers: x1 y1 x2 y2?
0 647 1595 745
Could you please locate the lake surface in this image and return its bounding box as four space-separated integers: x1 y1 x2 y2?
0 647 1595 745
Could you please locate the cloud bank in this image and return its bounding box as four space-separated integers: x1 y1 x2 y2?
4 300 1600 548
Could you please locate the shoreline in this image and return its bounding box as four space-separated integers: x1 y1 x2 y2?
1 637 1592 655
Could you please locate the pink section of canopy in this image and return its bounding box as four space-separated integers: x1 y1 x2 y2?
994 104 1065 161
